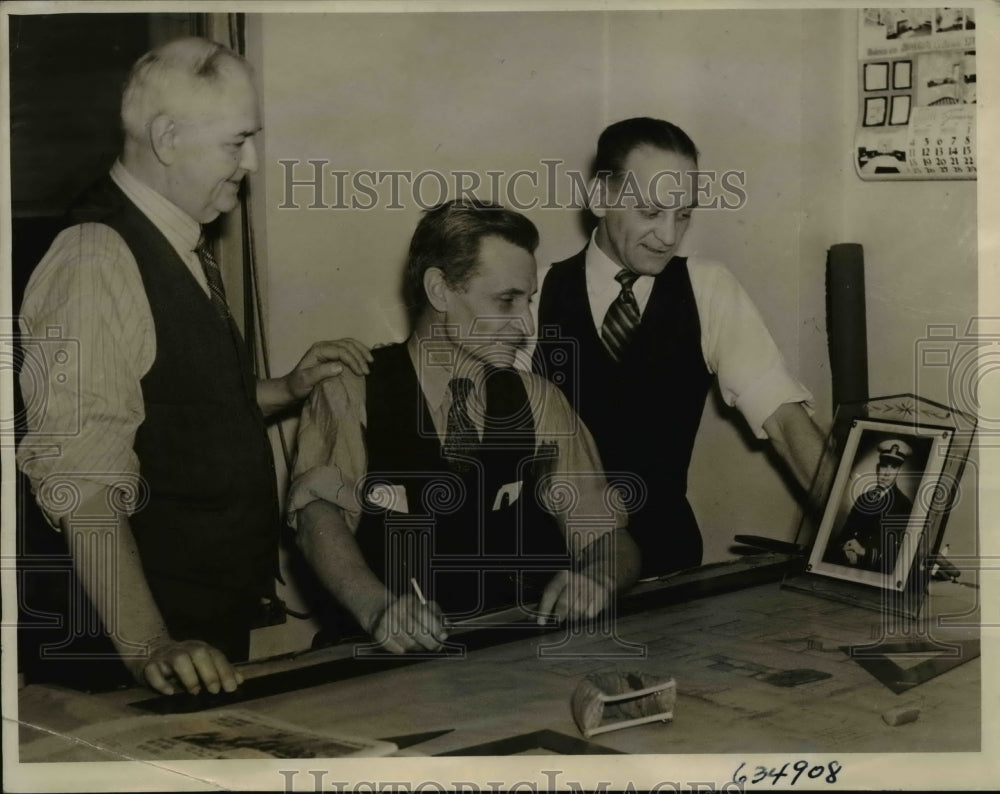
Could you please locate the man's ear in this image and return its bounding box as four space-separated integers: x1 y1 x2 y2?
149 114 178 166
587 177 609 219
423 267 450 314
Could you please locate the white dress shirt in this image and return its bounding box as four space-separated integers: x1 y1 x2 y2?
532 230 813 439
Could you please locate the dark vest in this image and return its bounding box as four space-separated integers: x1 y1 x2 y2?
534 249 712 576
355 344 569 619
73 179 278 647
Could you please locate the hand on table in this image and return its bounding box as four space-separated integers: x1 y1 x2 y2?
131 638 243 696
842 539 866 566
537 571 612 625
371 594 449 654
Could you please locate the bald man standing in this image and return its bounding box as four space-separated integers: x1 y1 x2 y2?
16 37 370 696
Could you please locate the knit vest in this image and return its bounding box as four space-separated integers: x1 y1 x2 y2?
355 344 568 618
534 249 711 575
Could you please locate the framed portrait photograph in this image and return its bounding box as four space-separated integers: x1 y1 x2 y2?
806 419 950 591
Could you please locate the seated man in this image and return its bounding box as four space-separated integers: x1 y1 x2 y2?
289 199 641 653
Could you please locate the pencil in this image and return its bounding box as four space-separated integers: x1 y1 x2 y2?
410 577 427 605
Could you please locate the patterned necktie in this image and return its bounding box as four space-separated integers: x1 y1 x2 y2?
195 237 231 320
444 377 478 458
600 269 641 362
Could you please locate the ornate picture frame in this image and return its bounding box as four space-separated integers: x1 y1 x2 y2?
785 394 976 618
806 419 949 591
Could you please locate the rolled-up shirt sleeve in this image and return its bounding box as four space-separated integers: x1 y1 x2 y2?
16 224 153 524
691 258 813 439
525 374 626 551
286 372 367 533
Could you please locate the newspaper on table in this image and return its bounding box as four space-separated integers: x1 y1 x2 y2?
20 709 397 762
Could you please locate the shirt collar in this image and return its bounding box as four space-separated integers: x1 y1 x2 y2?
585 228 625 283
110 160 203 256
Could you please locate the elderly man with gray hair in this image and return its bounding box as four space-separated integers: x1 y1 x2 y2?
16 37 370 696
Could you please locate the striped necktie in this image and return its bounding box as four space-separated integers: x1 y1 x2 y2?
600 269 641 362
444 377 478 459
195 237 231 320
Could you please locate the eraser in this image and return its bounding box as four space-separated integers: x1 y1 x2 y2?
881 705 920 726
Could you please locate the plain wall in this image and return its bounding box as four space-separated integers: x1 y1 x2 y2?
244 8 978 650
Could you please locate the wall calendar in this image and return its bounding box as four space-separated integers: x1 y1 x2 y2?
855 8 976 180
